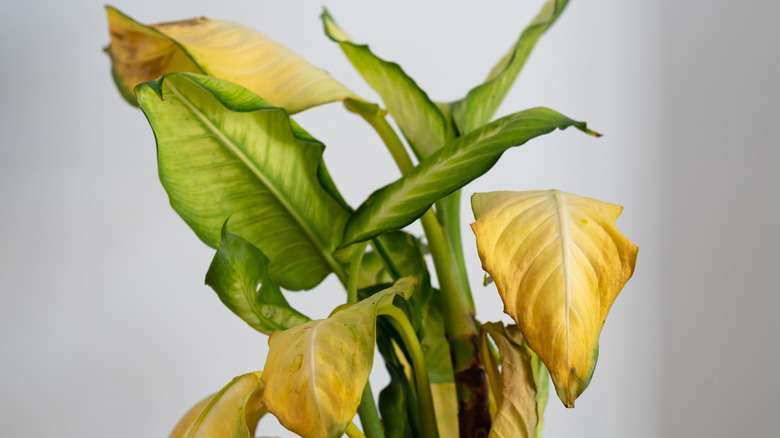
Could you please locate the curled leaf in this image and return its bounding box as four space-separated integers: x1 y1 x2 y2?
170 372 267 438
261 278 415 438
106 6 356 111
471 190 637 407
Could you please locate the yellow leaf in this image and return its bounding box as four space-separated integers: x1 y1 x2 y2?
170 372 267 438
471 190 638 407
261 278 415 438
430 383 460 438
105 6 357 112
482 322 538 438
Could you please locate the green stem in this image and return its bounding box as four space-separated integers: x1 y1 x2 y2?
348 241 370 304
345 99 414 175
370 238 402 280
357 382 386 438
380 305 439 438
346 240 386 438
346 422 367 438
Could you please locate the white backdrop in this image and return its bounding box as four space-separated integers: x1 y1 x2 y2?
0 0 776 436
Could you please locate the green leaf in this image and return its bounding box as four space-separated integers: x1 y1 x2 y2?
420 290 455 384
170 372 267 438
342 107 598 245
322 9 450 159
377 332 417 438
261 278 416 438
136 73 350 290
205 221 310 335
482 323 539 438
105 6 356 111
452 0 570 134
358 232 430 298
528 344 550 438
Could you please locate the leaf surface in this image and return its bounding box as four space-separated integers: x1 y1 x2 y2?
343 108 597 245
452 0 570 134
482 322 538 438
261 278 416 438
322 10 450 159
136 73 350 290
205 222 310 334
170 372 267 438
106 6 356 111
471 190 638 407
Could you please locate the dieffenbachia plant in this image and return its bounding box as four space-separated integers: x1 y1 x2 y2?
104 1 638 436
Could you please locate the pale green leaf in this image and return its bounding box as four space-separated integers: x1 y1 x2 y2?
342 108 598 245
105 6 356 111
205 221 310 334
452 0 570 134
136 73 350 290
482 322 538 438
170 372 267 438
322 9 450 159
261 278 416 438
471 190 638 407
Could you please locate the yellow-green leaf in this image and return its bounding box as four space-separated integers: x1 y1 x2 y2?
471 190 638 407
430 382 459 438
260 278 415 438
170 372 267 438
105 6 356 111
482 322 538 438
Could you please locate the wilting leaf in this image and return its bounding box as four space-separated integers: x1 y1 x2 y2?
106 6 356 110
261 278 416 438
136 73 350 290
170 372 267 438
205 222 310 334
471 190 638 407
420 290 455 384
452 0 570 134
322 9 450 159
343 108 598 245
481 322 538 438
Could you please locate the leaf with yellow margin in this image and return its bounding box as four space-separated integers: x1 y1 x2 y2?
471 190 638 407
105 6 357 111
481 322 538 438
170 372 268 438
261 278 415 438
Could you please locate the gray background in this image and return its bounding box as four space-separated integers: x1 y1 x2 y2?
0 0 777 436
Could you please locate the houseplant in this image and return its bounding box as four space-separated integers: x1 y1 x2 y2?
104 0 638 436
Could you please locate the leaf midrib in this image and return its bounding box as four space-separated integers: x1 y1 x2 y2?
551 189 572 365
166 79 345 283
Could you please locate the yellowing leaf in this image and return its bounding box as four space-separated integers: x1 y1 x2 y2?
105 6 356 111
261 278 415 438
471 190 638 407
481 322 538 438
430 383 459 438
170 372 267 438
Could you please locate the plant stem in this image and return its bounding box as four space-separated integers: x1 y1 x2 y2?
348 241 370 304
346 422 367 438
370 237 402 280
380 305 439 438
356 102 490 436
346 240 386 438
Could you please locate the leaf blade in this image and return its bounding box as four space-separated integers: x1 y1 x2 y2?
136 73 350 290
260 278 416 438
471 190 638 407
106 6 356 111
343 107 597 245
452 0 570 134
322 10 449 159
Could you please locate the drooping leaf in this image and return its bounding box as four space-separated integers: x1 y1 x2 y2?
343 107 598 245
205 221 310 335
170 372 267 438
452 0 570 134
261 278 416 438
136 73 350 290
106 6 357 110
470 190 638 407
377 332 417 438
322 9 450 159
481 322 538 438
420 290 455 384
